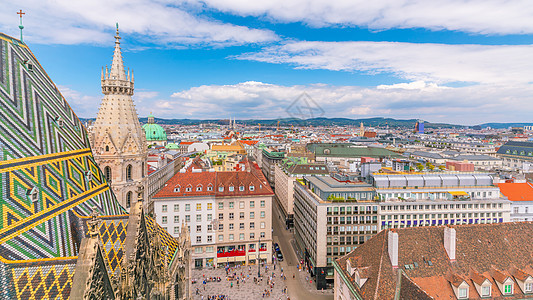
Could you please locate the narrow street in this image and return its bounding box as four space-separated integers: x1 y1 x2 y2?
271 197 333 300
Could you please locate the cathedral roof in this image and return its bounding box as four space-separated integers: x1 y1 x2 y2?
0 31 182 299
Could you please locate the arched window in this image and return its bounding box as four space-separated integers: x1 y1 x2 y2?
126 191 132 208
105 145 109 152
126 164 132 181
142 162 145 178
104 166 112 182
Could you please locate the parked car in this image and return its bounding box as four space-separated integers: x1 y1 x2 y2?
276 250 283 261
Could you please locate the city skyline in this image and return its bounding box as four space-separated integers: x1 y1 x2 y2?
2 1 533 124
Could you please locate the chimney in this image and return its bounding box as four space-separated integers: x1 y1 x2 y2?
444 227 456 261
388 230 399 268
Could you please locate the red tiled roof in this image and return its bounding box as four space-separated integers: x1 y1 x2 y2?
239 140 259 145
153 168 273 199
498 182 533 201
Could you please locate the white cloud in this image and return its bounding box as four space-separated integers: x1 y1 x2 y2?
57 85 101 117
0 0 277 46
236 41 533 84
200 0 533 35
134 81 533 125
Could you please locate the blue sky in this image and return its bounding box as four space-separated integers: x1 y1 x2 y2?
2 1 533 125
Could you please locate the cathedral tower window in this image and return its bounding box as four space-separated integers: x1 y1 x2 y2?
104 166 112 182
105 145 109 152
126 191 132 208
126 164 133 181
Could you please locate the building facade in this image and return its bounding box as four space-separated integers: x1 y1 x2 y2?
90 26 148 210
153 165 274 268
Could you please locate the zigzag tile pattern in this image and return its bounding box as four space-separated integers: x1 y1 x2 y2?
98 217 129 276
145 216 179 265
0 33 126 299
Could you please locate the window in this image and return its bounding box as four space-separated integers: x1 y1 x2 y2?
162 216 167 224
185 204 190 211
239 233 244 240
206 246 214 252
207 203 212 210
174 216 180 223
229 224 234 230
250 201 255 208
104 166 112 182
218 213 224 220
250 222 255 229
481 285 491 297
218 224 223 230
250 212 255 219
229 186 234 192
126 164 132 181
504 284 512 294
525 282 532 292
260 222 265 229
174 204 179 212
260 232 265 238
174 187 180 192
207 186 213 191
162 205 168 212
196 203 201 211
196 185 202 191
174 227 180 234
196 236 202 243
194 247 202 253
260 211 265 218
229 234 234 241
458 288 468 298
240 212 245 219
218 235 223 242
207 224 212 231
260 200 265 208
196 215 201 222
218 202 224 209
239 201 245 209
229 202 234 209
186 187 191 192
250 185 255 191
185 215 190 222
250 233 255 239
207 214 212 221
229 213 234 220
126 191 132 208
207 236 213 242
196 225 201 232
219 186 224 192
240 223 244 230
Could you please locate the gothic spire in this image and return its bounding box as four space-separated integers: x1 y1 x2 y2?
109 23 127 81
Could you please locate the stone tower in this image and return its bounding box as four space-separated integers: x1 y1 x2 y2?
90 25 147 210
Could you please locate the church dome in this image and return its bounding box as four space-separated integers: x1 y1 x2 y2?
142 114 167 141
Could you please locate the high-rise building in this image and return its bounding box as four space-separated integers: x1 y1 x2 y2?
90 25 148 210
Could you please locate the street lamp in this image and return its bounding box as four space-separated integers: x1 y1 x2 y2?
257 238 261 277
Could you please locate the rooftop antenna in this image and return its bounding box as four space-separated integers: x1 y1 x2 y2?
17 9 25 42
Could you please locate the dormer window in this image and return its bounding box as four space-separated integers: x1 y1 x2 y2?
174 187 180 192
239 186 244 191
229 186 234 192
525 282 533 293
196 185 202 191
504 283 513 295
186 187 192 192
207 186 213 191
458 287 468 299
481 285 491 297
218 186 224 192
250 185 255 191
